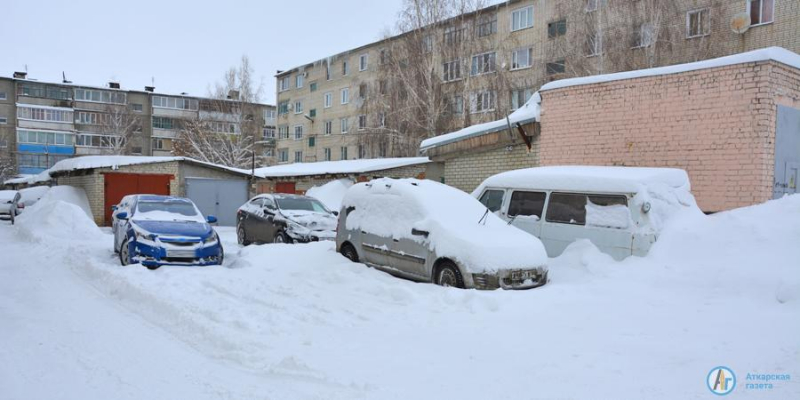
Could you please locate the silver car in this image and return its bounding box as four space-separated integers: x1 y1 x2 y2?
335 178 549 290
0 190 22 225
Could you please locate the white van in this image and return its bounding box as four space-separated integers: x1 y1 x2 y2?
472 166 701 260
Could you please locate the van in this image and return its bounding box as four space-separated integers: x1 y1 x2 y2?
472 166 700 260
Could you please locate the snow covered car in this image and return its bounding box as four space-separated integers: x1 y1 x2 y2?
237 193 337 245
0 190 22 224
112 195 223 269
336 178 549 290
473 166 701 260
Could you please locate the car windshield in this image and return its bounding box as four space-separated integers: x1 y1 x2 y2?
276 197 329 213
136 201 198 217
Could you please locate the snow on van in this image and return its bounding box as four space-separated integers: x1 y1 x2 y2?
472 166 702 260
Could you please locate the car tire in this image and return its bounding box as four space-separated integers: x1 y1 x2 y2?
340 243 359 262
9 212 14 225
217 246 225 266
435 260 464 288
146 265 161 270
119 238 131 266
273 231 292 244
237 225 250 246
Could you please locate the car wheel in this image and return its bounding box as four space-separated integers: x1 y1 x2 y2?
217 246 225 266
273 231 292 244
237 225 250 246
146 265 161 270
435 260 464 288
9 212 14 225
119 238 131 266
340 243 359 262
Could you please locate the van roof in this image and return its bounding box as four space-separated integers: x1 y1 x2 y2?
473 166 691 195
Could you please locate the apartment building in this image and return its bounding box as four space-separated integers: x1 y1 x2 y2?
0 73 276 177
274 0 799 164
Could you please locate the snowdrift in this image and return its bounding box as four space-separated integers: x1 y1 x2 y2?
16 186 102 242
306 179 354 211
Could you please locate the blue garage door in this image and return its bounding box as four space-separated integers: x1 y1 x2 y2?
185 178 248 226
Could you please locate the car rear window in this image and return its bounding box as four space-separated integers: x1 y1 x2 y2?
478 189 504 212
508 191 546 218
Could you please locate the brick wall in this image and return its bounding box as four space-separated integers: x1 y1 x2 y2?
539 59 800 212
258 163 431 194
443 143 539 192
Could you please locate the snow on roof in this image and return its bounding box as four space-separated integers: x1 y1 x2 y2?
419 92 541 151
254 157 430 178
540 47 800 92
472 166 691 195
15 103 74 111
39 156 251 178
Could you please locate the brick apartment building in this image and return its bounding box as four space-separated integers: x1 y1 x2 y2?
0 74 276 178
274 0 798 166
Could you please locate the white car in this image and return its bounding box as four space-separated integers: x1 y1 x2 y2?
336 178 548 290
0 190 22 225
473 166 702 260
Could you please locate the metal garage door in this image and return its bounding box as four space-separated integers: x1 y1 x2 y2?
104 173 172 226
774 105 800 198
185 178 248 226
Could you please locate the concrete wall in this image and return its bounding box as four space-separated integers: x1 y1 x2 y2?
538 59 800 212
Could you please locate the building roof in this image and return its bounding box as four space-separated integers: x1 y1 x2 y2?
472 166 691 195
419 92 541 152
540 47 800 92
253 157 431 178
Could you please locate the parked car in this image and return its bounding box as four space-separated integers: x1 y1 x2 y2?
237 193 337 245
112 195 222 269
472 166 701 260
0 190 22 224
18 186 50 208
336 178 548 290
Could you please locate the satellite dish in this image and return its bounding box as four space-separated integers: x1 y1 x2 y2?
731 13 751 34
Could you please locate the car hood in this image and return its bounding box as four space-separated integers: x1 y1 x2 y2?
132 219 212 238
280 210 337 231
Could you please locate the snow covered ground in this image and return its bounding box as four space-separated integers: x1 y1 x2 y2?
1 190 798 399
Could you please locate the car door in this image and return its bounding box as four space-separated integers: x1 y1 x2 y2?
260 197 281 242
506 190 547 238
243 198 268 242
386 229 430 280
112 196 132 251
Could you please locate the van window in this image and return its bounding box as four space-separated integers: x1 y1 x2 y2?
508 191 546 218
546 193 587 225
478 189 504 212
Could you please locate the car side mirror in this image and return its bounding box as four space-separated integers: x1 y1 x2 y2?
206 215 218 224
332 211 339 216
411 228 429 238
115 211 128 220
111 205 118 211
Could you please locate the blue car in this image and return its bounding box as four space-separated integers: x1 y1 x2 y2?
112 195 223 269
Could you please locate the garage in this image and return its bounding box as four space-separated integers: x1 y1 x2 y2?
103 173 172 225
185 178 248 226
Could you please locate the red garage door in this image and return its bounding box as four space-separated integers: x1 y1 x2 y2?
103 173 172 225
275 182 296 194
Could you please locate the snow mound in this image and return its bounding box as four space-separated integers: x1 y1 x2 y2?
17 199 103 242
548 240 615 284
25 186 94 220
306 179 354 211
17 186 50 207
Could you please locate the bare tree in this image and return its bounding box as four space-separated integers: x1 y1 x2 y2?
173 55 265 169
0 155 15 183
99 104 142 155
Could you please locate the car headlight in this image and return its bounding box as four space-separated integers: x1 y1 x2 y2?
204 234 218 244
135 231 156 241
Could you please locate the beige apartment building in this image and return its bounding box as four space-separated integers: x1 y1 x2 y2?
274 0 798 165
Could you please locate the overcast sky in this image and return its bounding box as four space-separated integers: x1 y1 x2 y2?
0 0 408 104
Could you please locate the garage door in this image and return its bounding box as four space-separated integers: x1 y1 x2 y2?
185 178 248 226
104 173 172 226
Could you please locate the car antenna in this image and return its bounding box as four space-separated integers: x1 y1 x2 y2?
478 208 489 225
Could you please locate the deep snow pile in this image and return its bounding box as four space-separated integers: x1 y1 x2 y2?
17 185 50 206
306 178 353 211
16 186 102 242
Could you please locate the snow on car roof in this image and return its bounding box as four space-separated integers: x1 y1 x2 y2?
473 166 691 195
539 46 800 92
253 157 430 178
342 178 547 272
0 190 19 201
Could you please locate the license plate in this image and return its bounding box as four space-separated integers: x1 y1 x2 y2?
167 249 196 258
511 271 536 280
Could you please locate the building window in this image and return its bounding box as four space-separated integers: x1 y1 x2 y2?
77 111 109 125
324 120 333 135
475 13 497 37
342 60 349 76
278 148 289 162
340 118 349 134
324 92 332 108
511 48 533 70
687 8 711 38
132 103 143 112
279 77 290 92
748 0 774 26
296 74 304 88
359 54 369 71
0 92 6 100
422 35 433 53
151 138 165 150
358 83 368 99
586 0 598 12
308 136 315 147
380 48 388 64
511 6 534 31
634 23 656 48
293 125 303 140
294 151 303 162
16 129 74 146
265 109 276 120
264 148 273 157
358 144 366 159
17 83 71 101
378 112 386 128
76 133 124 148
324 147 331 161
152 116 178 130
278 125 289 139
263 127 276 140
450 95 464 114
379 80 387 95
152 96 198 110
341 88 350 104
444 25 465 45
278 101 289 115
309 109 316 118
470 90 495 113
586 32 602 56
443 60 462 82
471 52 496 76
310 82 317 92
511 88 534 110
0 117 6 124
358 115 367 130
340 146 348 160
547 19 567 38
546 60 566 75
17 106 73 123
294 101 303 114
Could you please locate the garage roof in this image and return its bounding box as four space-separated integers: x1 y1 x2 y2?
253 157 431 178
